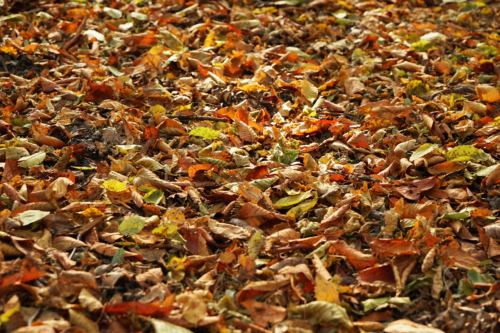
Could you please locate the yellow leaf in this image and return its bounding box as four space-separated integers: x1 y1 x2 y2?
409 143 440 162
240 83 269 92
0 303 19 323
204 29 216 48
248 231 262 258
82 207 104 218
444 145 489 162
189 127 219 140
315 275 340 304
150 105 167 114
407 80 431 99
152 224 179 238
286 192 318 218
164 208 186 225
0 46 17 55
101 179 128 192
166 256 187 271
274 191 311 209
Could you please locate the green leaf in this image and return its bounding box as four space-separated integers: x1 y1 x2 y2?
478 259 492 267
131 12 148 21
467 269 485 284
111 248 125 265
11 118 31 128
405 277 432 291
477 44 498 56
104 7 122 19
458 279 475 296
409 143 440 162
286 192 317 218
441 211 471 220
189 127 220 140
18 152 46 168
467 269 495 284
119 216 145 236
144 189 164 204
295 301 352 327
250 177 279 191
279 149 300 165
445 145 489 162
149 318 193 333
275 191 311 209
18 210 50 226
362 297 411 312
362 297 390 312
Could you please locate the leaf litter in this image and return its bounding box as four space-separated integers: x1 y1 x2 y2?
1 0 500 332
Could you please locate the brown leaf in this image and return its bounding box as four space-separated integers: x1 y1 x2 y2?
428 162 467 175
79 288 103 312
235 118 258 143
69 309 99 333
91 242 143 260
369 239 418 256
239 202 294 228
241 300 287 327
319 204 350 230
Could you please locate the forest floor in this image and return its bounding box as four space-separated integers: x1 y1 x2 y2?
1 0 500 332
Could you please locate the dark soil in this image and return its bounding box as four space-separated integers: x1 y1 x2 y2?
0 53 43 78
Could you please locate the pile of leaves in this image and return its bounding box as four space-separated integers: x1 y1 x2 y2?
1 0 500 332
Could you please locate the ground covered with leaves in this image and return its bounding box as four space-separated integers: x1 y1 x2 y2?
1 0 500 332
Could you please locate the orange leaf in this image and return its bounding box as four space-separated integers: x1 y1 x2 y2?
332 240 377 270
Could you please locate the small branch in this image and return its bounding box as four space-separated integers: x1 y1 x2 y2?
63 16 87 50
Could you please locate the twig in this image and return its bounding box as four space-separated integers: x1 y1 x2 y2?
76 173 96 190
27 307 41 326
69 233 82 260
166 115 229 122
63 16 87 50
